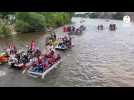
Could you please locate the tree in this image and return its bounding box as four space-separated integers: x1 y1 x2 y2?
15 12 72 33
16 12 46 32
0 12 15 18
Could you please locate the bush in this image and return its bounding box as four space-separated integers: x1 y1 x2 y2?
16 12 46 33
16 12 72 33
0 24 11 37
16 19 32 33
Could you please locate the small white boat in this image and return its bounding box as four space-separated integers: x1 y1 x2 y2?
27 58 63 79
55 45 68 50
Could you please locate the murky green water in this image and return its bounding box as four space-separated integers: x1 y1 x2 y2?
1 17 134 87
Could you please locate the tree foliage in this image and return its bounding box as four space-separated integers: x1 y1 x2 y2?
0 12 73 36
16 12 72 33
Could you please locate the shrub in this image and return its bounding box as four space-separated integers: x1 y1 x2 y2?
0 24 11 37
16 19 32 33
16 12 46 33
15 12 72 33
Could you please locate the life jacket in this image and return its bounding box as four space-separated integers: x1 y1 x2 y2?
48 40 53 45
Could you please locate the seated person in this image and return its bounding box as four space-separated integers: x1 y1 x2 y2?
43 55 54 69
47 50 56 65
47 44 55 55
48 39 53 45
58 41 65 48
32 64 44 73
32 57 38 67
34 48 42 57
60 43 65 48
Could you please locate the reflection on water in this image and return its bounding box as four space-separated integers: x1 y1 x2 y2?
1 18 134 87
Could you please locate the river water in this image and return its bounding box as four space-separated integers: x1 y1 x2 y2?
1 17 134 87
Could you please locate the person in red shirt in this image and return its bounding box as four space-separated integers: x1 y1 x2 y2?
64 25 69 33
43 55 49 69
63 25 66 33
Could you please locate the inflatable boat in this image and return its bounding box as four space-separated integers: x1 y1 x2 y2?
27 58 62 79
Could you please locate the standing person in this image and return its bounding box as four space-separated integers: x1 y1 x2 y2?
63 25 68 33
12 43 17 54
31 39 36 51
53 32 56 40
97 25 100 30
43 55 49 69
67 26 70 32
46 43 55 55
63 25 66 33
50 33 53 39
34 48 42 58
9 42 17 55
72 26 75 33
68 36 72 48
26 45 32 55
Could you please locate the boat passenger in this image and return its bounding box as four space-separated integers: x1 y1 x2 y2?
43 55 49 69
68 26 71 32
53 33 56 40
47 43 55 55
21 53 29 65
34 48 42 58
32 64 44 73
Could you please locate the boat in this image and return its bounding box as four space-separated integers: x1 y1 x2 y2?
0 51 9 64
109 24 117 31
27 58 63 79
80 25 86 31
8 57 24 69
55 45 68 50
8 50 28 70
76 29 82 35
